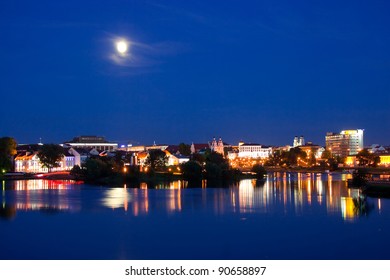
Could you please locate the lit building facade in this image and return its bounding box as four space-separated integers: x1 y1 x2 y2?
14 152 75 173
379 155 390 166
238 143 272 159
135 150 189 167
210 137 224 155
164 150 190 166
325 129 364 158
345 154 390 167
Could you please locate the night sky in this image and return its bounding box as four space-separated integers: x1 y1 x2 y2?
1 0 389 146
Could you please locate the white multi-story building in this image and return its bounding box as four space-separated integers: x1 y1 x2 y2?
238 143 272 159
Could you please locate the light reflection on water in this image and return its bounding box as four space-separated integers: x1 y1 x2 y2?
2 172 390 260
101 188 132 211
0 172 382 222
1 180 81 218
13 179 77 190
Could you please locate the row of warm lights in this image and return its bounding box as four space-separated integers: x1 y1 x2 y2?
229 157 266 168
120 153 389 171
122 166 181 173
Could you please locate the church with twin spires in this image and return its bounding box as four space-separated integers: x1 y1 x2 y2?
210 137 224 156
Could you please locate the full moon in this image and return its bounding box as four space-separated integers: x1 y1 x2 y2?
116 41 128 54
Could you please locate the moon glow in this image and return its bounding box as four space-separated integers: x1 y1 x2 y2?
116 41 128 54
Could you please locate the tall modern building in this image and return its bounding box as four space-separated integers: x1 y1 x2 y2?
325 129 364 157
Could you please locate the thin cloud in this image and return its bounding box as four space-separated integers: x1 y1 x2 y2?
106 34 187 70
147 1 208 24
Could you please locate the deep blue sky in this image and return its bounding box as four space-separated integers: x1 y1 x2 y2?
1 0 389 146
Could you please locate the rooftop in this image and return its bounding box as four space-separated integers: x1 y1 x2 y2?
66 136 110 143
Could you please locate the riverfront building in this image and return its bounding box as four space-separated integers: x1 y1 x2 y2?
14 150 75 173
238 143 273 159
345 154 390 167
325 129 364 158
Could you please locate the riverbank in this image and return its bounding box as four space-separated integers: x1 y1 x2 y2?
1 170 260 187
1 172 76 181
3 166 389 185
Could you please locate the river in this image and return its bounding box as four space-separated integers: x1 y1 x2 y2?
1 172 389 259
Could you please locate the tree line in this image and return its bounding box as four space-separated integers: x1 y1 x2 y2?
70 148 267 185
1 136 384 181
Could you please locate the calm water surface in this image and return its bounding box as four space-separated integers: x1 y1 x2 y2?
1 172 389 260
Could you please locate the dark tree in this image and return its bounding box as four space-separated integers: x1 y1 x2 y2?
181 160 203 181
204 162 222 180
0 137 17 173
265 150 282 166
203 151 238 181
145 149 168 171
0 137 17 157
320 149 339 170
0 157 12 173
178 143 191 156
70 165 83 179
251 164 267 179
82 158 112 181
192 153 206 164
37 144 65 172
351 168 370 187
206 151 226 166
321 149 332 160
279 147 307 166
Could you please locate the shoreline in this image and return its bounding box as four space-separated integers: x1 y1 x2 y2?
2 166 389 184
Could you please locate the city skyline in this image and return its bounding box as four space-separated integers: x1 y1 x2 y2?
12 128 379 152
1 1 389 146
